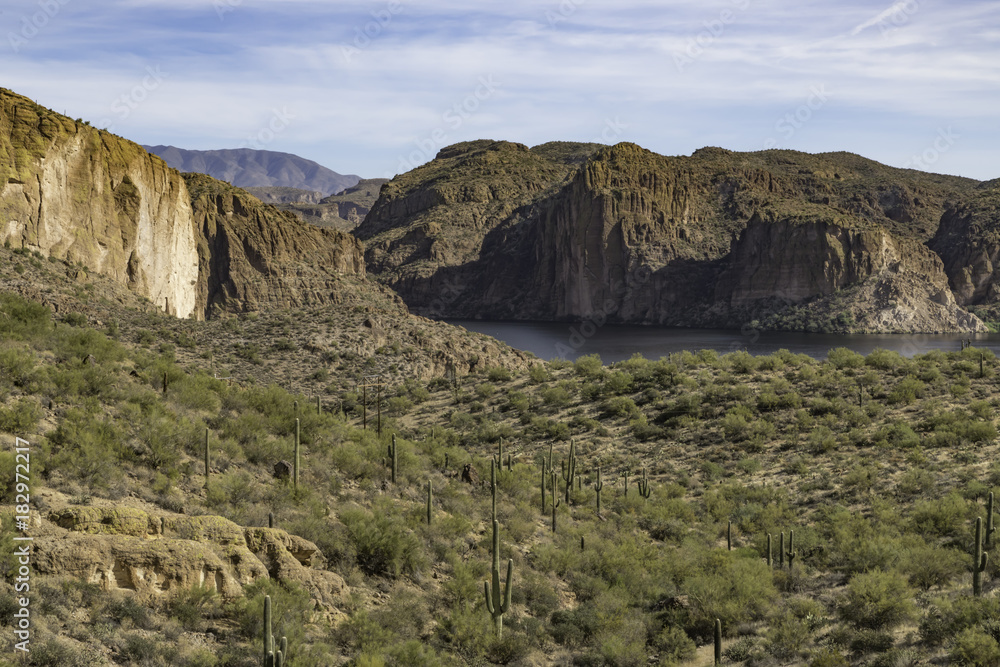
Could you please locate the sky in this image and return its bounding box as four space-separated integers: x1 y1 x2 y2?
2 0 998 180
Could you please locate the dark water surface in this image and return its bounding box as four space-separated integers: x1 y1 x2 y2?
445 320 1000 363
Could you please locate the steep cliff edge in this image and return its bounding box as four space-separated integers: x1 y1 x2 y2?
0 89 366 320
0 89 199 317
928 182 1000 321
358 140 985 332
185 173 365 318
713 216 986 333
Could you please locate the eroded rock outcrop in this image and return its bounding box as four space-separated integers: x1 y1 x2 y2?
35 506 348 610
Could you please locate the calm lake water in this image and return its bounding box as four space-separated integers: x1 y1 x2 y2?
446 320 1000 363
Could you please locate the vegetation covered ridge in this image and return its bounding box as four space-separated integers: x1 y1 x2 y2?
5 266 1000 664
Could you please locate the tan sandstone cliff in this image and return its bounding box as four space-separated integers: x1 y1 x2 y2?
0 89 365 320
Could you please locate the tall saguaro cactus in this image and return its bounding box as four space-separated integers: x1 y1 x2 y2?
987 492 996 549
550 470 561 532
483 519 513 638
595 467 604 514
263 595 288 666
637 467 652 499
766 533 772 567
293 418 300 489
561 440 577 503
204 428 210 489
975 516 989 597
388 434 398 484
786 529 796 570
426 479 433 525
714 618 722 666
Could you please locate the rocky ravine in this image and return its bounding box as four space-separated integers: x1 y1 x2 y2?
0 89 364 320
358 140 990 333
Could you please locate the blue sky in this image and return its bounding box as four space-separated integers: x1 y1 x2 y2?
2 0 998 180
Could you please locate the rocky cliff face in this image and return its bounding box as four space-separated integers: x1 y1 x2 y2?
1 91 199 317
0 89 365 320
185 174 365 318
714 216 986 332
358 140 987 333
928 182 1000 309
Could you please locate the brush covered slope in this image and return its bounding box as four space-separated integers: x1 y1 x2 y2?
357 140 990 333
0 88 365 321
4 258 1000 665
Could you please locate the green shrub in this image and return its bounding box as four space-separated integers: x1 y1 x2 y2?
827 347 865 369
950 627 1000 666
487 366 513 382
529 364 552 383
0 397 41 433
341 501 427 578
0 293 50 340
837 570 915 631
600 396 640 420
574 354 604 379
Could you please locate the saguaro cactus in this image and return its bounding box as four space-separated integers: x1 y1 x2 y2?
263 595 288 667
388 434 398 484
987 492 996 549
727 520 732 551
562 440 577 503
550 470 561 532
491 459 498 522
779 532 785 568
483 519 513 638
786 530 796 570
426 480 433 525
595 467 604 514
766 533 772 567
623 469 629 498
637 468 652 499
541 462 548 513
293 418 300 489
714 618 722 665
975 516 989 597
204 428 210 488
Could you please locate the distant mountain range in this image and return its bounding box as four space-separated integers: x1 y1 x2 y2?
143 145 361 196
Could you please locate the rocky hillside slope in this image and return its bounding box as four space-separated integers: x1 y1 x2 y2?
0 89 365 320
143 145 360 195
357 141 990 333
270 178 390 232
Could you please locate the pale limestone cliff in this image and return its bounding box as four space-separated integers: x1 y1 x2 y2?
0 88 366 320
0 93 198 317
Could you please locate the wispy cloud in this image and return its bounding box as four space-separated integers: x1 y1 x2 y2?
1 0 999 179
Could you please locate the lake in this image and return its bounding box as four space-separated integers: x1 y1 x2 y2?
445 320 1000 363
